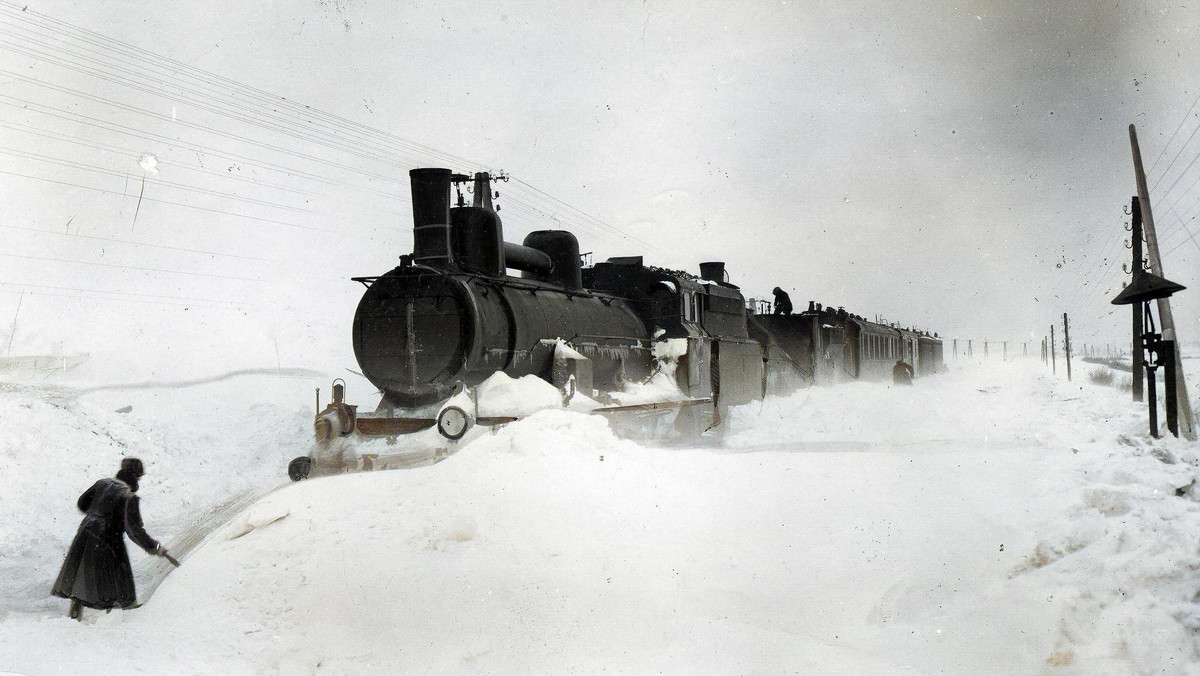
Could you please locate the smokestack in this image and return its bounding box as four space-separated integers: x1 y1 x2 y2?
699 262 726 283
409 168 454 268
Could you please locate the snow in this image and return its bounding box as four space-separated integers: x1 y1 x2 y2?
2 355 1200 674
475 371 564 418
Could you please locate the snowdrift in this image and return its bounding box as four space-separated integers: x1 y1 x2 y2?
1 358 1200 674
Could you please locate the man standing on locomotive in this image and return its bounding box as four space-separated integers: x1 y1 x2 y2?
51 457 178 620
772 287 793 315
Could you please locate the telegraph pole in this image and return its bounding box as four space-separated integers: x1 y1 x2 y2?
1050 325 1056 375
1063 313 1072 382
1130 196 1145 402
1130 124 1195 439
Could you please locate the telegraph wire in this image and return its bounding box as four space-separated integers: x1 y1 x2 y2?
0 2 680 268
0 251 277 285
0 167 325 231
1 35 649 257
0 64 409 189
0 118 315 198
0 21 485 185
0 4 484 171
0 281 260 309
0 10 473 171
0 5 650 253
0 223 267 262
1159 209 1200 255
508 177 665 254
1148 92 1200 191
0 91 403 201
0 146 314 215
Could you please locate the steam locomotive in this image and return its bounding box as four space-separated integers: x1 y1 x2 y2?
290 168 942 479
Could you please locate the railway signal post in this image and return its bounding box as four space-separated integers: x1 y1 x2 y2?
1130 124 1195 439
1111 269 1186 438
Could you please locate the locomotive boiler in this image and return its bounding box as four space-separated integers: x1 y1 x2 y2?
354 168 652 409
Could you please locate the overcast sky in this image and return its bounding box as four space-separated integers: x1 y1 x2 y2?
2 0 1199 359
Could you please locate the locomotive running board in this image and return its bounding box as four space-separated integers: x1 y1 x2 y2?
352 415 520 437
355 417 437 436
591 397 713 414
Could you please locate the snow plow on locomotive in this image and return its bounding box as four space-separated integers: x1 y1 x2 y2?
289 168 943 480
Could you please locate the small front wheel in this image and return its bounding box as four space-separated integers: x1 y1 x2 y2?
437 405 472 440
288 456 312 481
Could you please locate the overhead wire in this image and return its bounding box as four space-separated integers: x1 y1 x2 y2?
0 3 651 254
0 280 260 309
0 166 324 231
0 223 267 262
0 7 476 171
0 91 403 200
0 118 315 198
0 0 690 313
0 62 410 189
0 251 277 285
1148 95 1200 193
0 146 314 215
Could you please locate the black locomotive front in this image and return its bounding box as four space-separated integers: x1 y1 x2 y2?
352 169 651 408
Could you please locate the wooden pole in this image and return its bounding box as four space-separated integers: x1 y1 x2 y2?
1130 196 1145 402
1131 124 1195 439
1063 313 1072 382
1050 325 1056 375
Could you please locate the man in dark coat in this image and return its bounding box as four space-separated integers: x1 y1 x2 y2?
52 458 174 620
772 287 793 315
893 360 914 386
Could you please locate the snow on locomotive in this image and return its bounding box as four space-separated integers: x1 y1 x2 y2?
289 168 942 479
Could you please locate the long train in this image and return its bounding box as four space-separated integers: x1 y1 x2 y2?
290 168 943 479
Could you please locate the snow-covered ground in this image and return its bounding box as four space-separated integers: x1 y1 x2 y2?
2 355 1200 675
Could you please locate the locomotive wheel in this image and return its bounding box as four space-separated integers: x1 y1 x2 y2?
288 456 313 482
